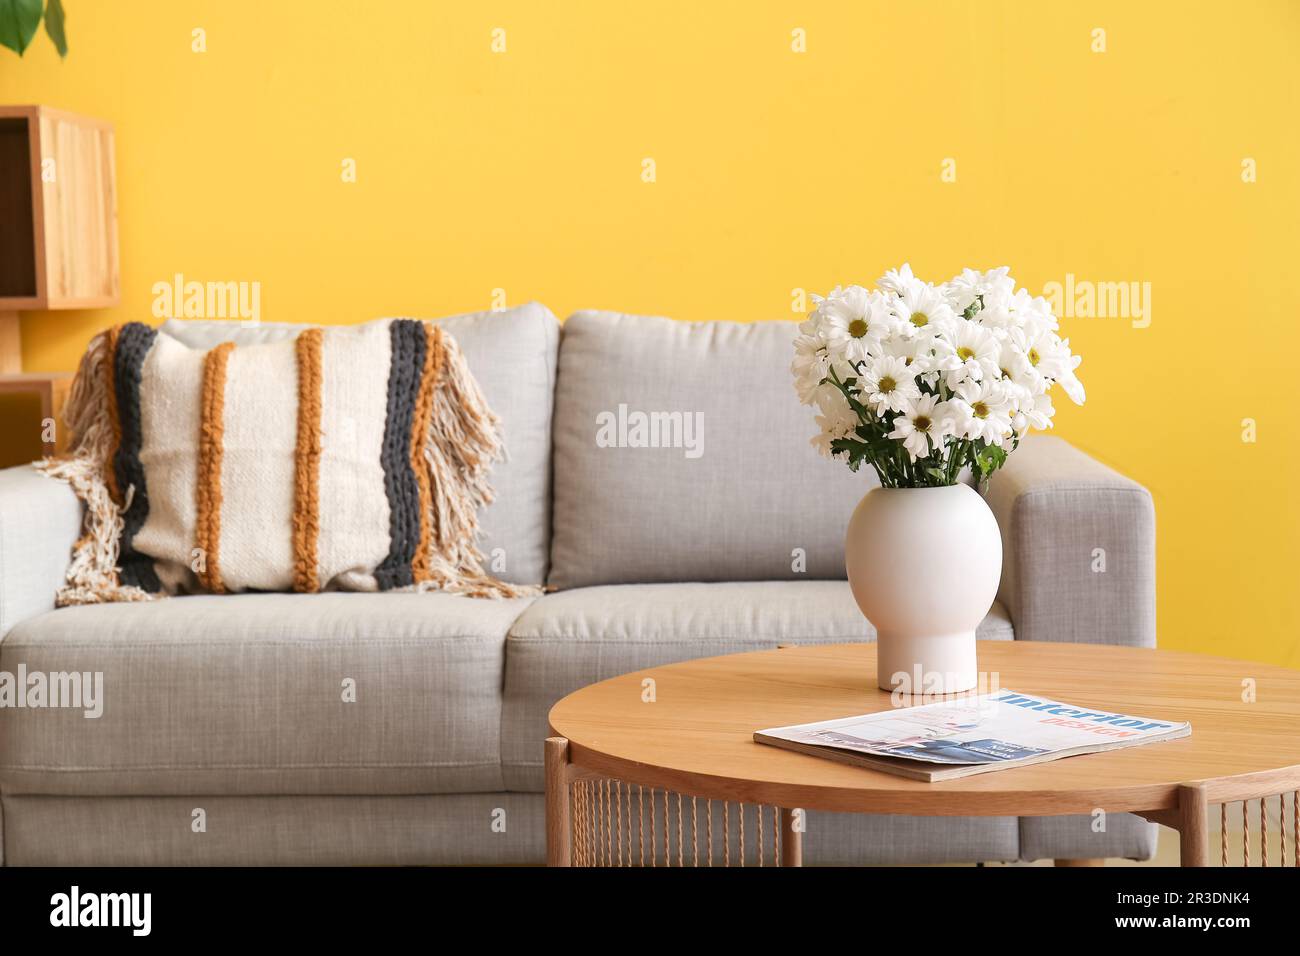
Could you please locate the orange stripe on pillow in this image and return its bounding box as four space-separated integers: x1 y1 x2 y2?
409 324 444 583
195 342 234 594
292 329 324 593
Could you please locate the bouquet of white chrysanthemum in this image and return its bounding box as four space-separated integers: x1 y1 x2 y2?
792 264 1085 488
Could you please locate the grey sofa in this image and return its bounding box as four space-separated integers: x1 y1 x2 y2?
0 303 1157 865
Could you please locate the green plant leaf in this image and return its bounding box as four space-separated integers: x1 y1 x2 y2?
972 442 1009 485
0 0 43 56
44 0 66 57
830 437 872 473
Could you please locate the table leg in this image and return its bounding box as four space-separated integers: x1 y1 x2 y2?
545 736 572 867
780 807 803 867
1178 784 1209 867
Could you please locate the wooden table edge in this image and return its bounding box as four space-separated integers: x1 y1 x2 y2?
549 730 1300 818
547 641 1300 819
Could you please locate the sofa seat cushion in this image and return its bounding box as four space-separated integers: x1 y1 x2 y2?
501 581 1013 790
1019 813 1157 862
0 592 534 796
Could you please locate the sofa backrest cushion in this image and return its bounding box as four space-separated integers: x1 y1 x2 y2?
160 303 558 586
547 310 875 588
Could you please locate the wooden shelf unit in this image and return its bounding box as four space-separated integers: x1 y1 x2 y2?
0 104 119 317
0 105 118 455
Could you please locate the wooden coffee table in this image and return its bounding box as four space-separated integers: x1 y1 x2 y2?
546 641 1300 867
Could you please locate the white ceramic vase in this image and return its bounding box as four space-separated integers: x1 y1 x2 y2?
844 483 1002 694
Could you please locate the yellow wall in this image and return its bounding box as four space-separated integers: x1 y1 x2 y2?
2 1 1298 666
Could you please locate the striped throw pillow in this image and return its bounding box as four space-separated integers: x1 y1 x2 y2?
40 318 534 603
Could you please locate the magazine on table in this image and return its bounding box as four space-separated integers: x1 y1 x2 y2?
753 690 1191 782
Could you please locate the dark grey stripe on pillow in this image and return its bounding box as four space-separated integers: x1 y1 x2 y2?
375 319 428 590
112 322 162 593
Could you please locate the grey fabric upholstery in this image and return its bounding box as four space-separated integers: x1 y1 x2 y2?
1 793 544 866
0 792 1017 866
159 302 559 586
985 435 1156 648
806 810 1019 865
0 466 82 639
0 794 1159 866
548 311 877 588
1019 812 1158 862
0 592 534 796
501 581 1014 791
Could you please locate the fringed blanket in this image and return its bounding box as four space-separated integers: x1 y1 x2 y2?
38 319 538 604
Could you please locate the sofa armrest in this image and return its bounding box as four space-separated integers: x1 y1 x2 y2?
984 436 1155 647
0 465 82 638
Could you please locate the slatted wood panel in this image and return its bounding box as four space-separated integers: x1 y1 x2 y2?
568 777 799 867
1217 792 1299 867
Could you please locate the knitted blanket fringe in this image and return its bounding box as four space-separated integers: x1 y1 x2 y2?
405 327 540 599
37 329 158 606
38 324 540 604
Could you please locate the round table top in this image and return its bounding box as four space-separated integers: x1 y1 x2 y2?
548 642 1300 816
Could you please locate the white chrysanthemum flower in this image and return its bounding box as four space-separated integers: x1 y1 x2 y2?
860 354 920 414
810 419 841 459
814 284 867 318
1004 288 1059 334
815 384 855 420
935 319 1001 387
1050 339 1086 406
952 379 1014 445
810 388 858 459
888 393 954 461
889 283 957 337
1056 370 1085 404
791 332 831 405
971 301 1013 331
817 285 893 364
944 266 1013 314
1013 391 1055 434
1010 327 1086 405
995 339 1041 402
878 262 926 297
880 331 936 374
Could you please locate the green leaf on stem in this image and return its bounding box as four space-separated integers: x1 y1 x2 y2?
973 442 1008 484
44 0 66 57
0 0 43 55
830 437 871 474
